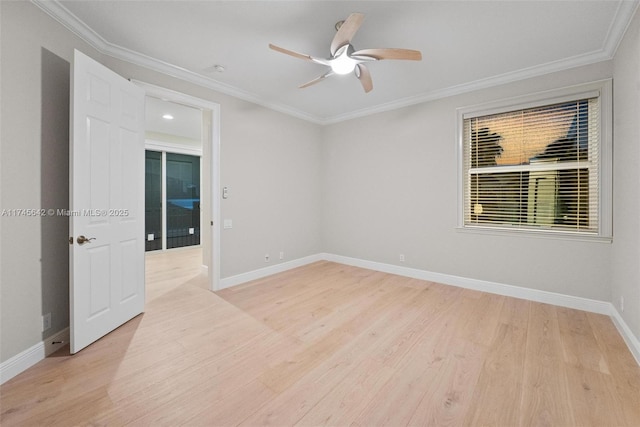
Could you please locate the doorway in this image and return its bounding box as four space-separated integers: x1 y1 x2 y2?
144 97 203 252
144 96 205 301
68 52 220 353
135 81 221 294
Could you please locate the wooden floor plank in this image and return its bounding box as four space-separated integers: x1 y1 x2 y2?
462 297 529 426
408 339 486 426
2 250 639 426
403 295 489 426
239 285 425 426
293 357 395 427
519 302 575 426
588 313 640 424
557 306 611 374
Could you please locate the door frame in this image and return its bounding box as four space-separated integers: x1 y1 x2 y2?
134 81 221 291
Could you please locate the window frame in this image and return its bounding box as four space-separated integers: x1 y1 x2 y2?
456 79 612 242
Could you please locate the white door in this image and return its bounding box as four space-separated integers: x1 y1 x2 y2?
70 50 145 353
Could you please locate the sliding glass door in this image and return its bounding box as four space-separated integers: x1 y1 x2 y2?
145 150 201 251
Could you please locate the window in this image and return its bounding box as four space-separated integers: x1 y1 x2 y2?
457 80 612 240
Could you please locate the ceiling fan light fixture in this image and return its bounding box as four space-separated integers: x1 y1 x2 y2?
331 55 357 75
330 46 358 75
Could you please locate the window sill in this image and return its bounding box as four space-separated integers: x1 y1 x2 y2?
456 225 612 243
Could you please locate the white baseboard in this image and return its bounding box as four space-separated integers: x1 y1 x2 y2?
218 253 325 290
1 327 69 385
322 253 612 314
610 306 640 366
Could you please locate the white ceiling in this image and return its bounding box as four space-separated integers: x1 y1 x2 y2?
146 96 202 142
38 1 638 124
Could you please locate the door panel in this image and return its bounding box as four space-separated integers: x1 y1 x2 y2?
70 50 145 353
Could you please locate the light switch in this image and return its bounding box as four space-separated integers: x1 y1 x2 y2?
223 219 232 229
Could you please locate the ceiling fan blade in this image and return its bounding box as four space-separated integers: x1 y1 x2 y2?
269 43 315 62
352 48 422 61
269 43 330 66
356 64 373 93
330 12 365 56
299 70 334 89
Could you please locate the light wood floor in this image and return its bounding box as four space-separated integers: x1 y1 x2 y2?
2 254 640 426
144 246 207 302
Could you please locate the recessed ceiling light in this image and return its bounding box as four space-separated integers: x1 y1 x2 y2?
162 114 174 120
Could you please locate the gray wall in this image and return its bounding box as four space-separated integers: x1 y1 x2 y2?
99 57 324 279
0 1 99 363
0 1 323 363
322 62 613 301
612 8 640 341
1 0 639 366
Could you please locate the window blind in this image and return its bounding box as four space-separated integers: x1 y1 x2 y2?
462 97 600 233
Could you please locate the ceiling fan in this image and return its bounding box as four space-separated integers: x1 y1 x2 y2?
269 12 422 93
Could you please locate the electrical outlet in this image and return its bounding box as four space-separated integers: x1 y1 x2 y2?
620 296 625 312
399 254 405 262
42 313 51 332
279 251 284 260
265 254 269 262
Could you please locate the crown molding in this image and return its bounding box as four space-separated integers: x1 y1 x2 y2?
105 41 324 124
603 0 640 55
30 0 324 125
32 0 639 126
322 48 614 124
32 0 109 51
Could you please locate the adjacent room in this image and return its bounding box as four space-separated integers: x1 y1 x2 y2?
2 0 640 425
143 96 208 302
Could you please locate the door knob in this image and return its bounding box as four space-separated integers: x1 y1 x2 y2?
77 235 96 245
